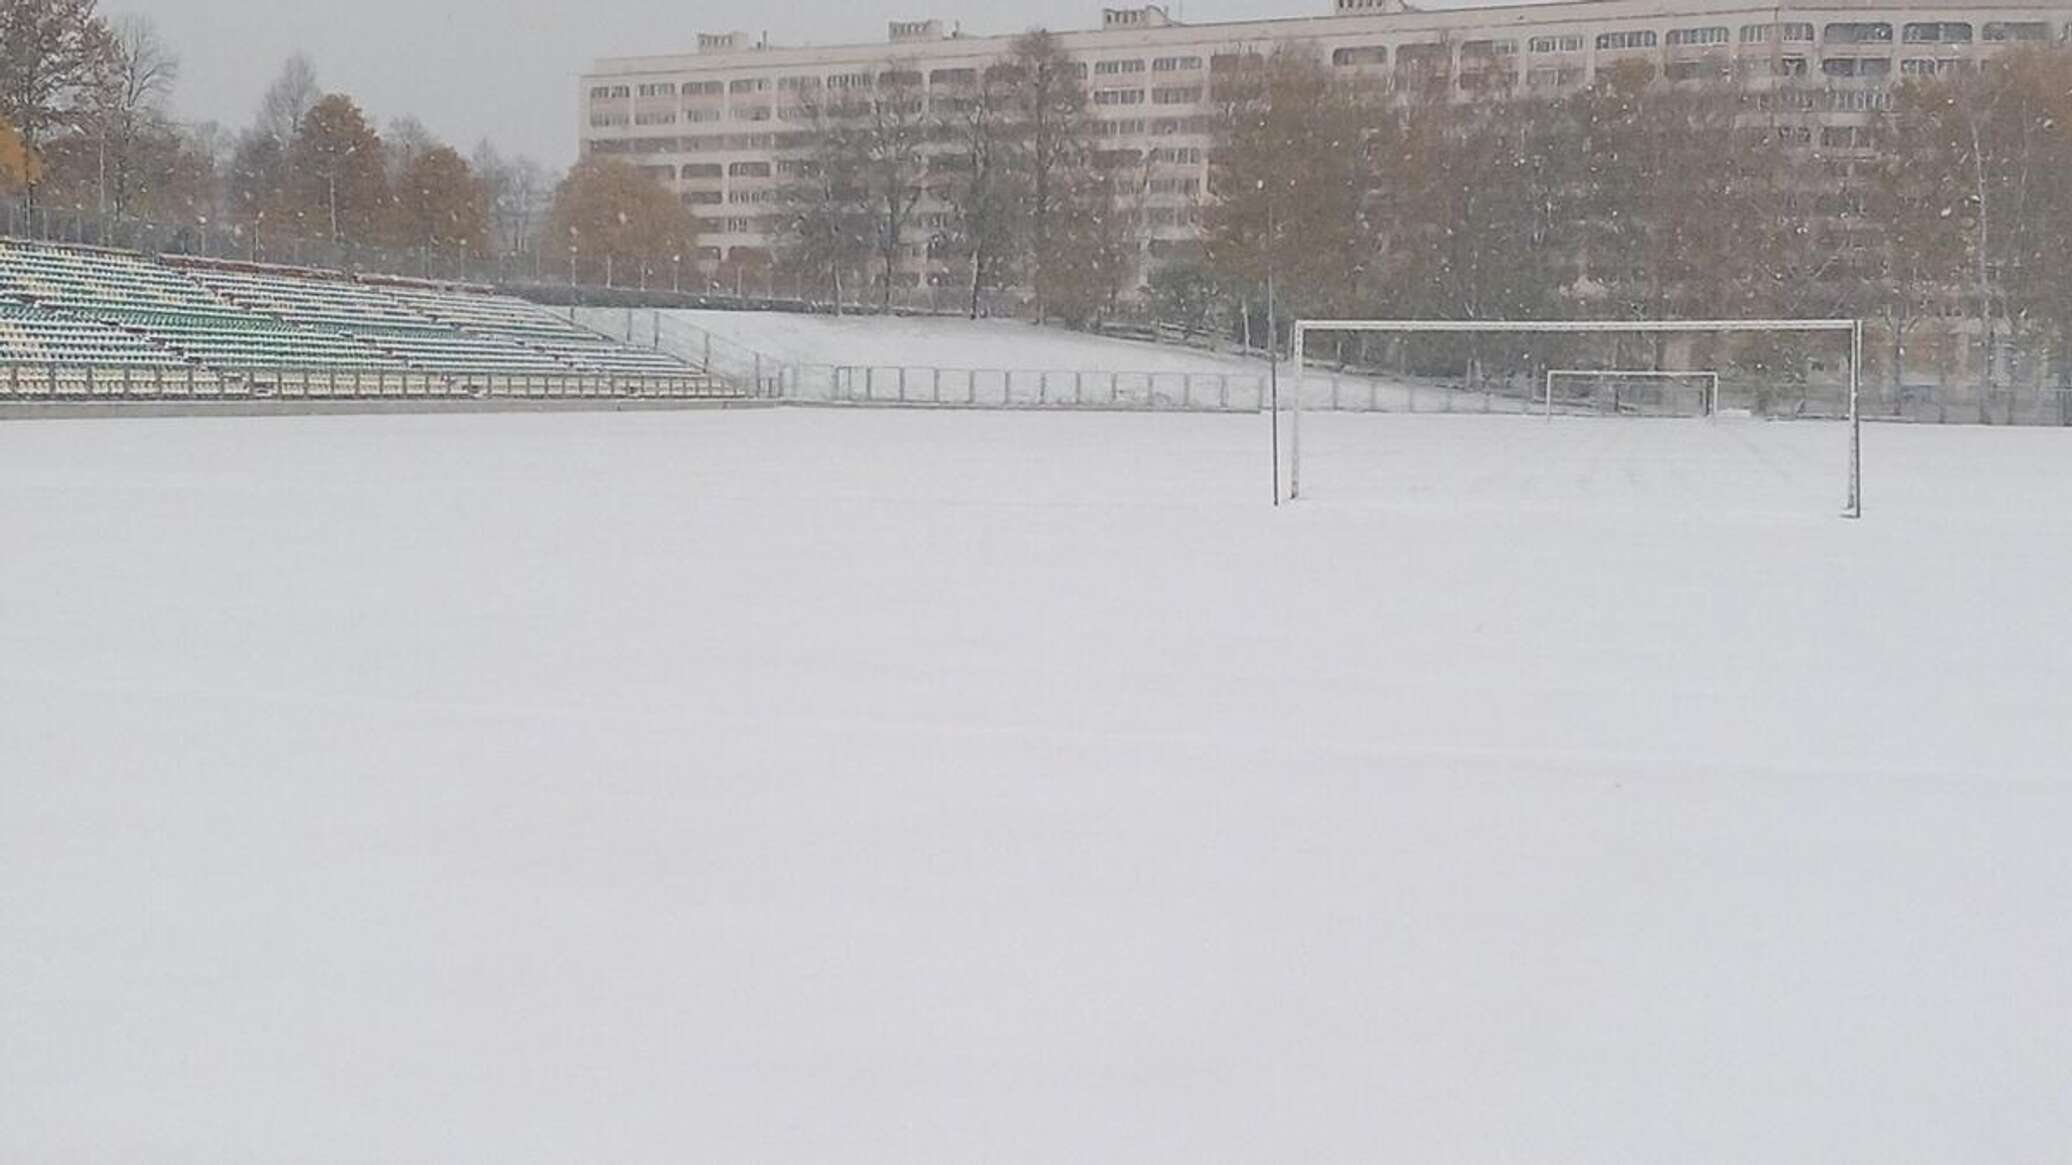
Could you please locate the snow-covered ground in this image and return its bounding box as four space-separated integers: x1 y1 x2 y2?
659 307 1259 373
4 408 2070 1162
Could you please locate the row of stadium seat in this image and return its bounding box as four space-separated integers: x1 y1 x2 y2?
0 303 190 367
0 243 220 312
0 240 718 384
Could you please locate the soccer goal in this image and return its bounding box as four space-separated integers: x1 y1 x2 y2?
1543 369 1720 418
1283 318 1864 518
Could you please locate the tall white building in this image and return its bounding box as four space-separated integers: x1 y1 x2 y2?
581 0 2070 295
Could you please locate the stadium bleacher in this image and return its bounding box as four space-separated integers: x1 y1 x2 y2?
0 239 730 395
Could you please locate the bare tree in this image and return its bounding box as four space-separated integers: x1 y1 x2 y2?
472 140 551 259
89 13 177 215
932 62 1025 317
255 52 318 145
773 96 873 310
1005 30 1092 323
859 63 930 309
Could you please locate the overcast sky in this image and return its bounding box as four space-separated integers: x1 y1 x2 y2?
117 0 1353 167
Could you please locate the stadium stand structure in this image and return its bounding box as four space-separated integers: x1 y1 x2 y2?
0 239 736 398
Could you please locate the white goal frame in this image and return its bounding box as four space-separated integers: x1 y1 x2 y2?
1543 369 1720 419
1286 318 1864 519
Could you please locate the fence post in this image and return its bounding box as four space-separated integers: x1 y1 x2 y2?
932 366 941 404
1076 370 1084 406
898 365 907 403
1219 373 1229 411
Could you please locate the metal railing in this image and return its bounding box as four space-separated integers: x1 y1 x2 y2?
0 362 746 402
813 365 1265 410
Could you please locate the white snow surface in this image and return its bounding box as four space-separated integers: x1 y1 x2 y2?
668 307 1259 372
4 408 2071 1163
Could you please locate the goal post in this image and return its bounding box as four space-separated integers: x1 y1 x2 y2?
1543 369 1720 418
1285 318 1864 518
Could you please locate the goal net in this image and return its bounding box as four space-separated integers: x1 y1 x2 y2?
1544 369 1719 418
1281 318 1864 517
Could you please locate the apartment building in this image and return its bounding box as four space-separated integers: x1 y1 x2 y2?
581 0 2071 293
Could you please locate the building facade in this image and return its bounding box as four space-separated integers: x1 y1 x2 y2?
580 0 2071 296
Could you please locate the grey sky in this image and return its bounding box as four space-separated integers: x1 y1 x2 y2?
117 0 1338 168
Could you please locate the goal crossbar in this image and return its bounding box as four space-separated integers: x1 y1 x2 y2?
1285 317 1864 518
1543 369 1720 419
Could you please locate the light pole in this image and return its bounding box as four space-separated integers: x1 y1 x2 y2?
672 253 682 294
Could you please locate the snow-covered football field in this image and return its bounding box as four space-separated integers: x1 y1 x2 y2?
4 407 2069 1162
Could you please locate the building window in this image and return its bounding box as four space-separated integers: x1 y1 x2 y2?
682 191 722 205
1461 39 1518 56
777 75 821 91
1094 88 1145 105
929 68 976 86
1982 21 2049 40
1152 55 1202 72
1596 30 1659 50
1665 26 1729 46
1903 22 1973 43
684 108 722 124
634 111 677 125
1821 56 1890 77
1397 43 1451 70
728 161 772 178
681 163 722 178
1528 34 1584 53
588 86 613 99
1782 23 1815 41
637 82 676 97
1527 65 1583 87
1824 22 1892 43
588 113 628 128
1151 86 1202 104
1332 45 1388 66
1094 59 1147 75
1774 56 1808 76
727 78 768 94
681 81 724 97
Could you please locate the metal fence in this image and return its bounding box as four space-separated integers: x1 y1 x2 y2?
0 363 745 402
